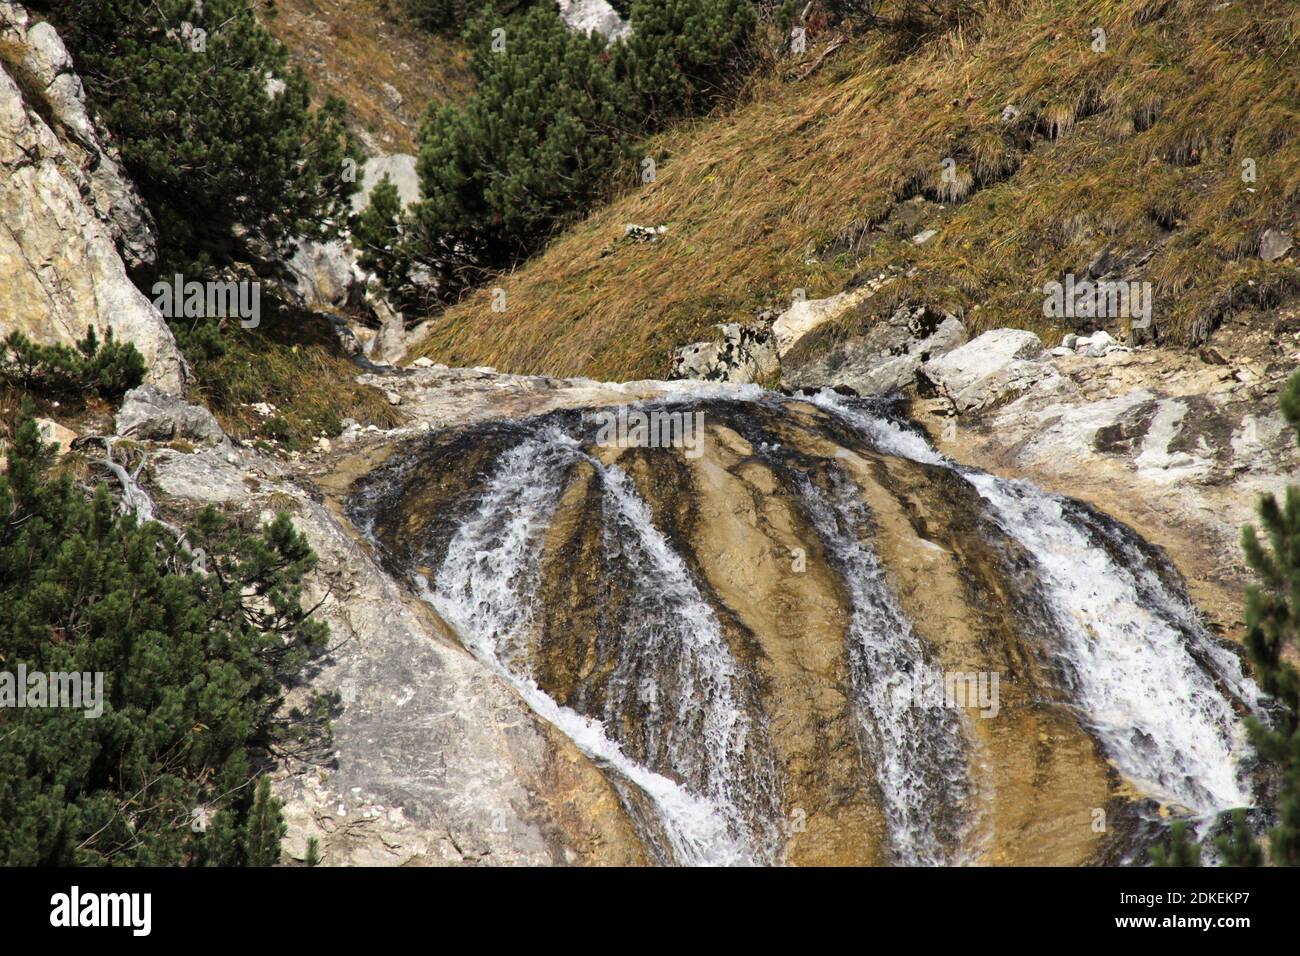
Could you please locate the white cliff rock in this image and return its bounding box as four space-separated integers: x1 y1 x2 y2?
0 2 185 392
920 328 1070 413
557 0 631 40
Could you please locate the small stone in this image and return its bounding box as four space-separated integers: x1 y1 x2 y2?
316 437 332 453
34 418 77 456
384 390 402 406
1260 228 1293 262
912 228 938 245
411 356 434 368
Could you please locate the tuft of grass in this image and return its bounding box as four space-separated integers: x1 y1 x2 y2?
410 0 1300 380
183 295 402 448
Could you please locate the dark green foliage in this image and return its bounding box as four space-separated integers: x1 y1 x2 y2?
32 0 362 275
305 835 322 866
352 175 413 298
244 778 286 867
0 417 328 865
1239 369 1300 866
1150 820 1202 867
614 0 757 127
395 1 759 298
404 0 534 34
1216 809 1264 867
406 6 631 282
0 328 145 401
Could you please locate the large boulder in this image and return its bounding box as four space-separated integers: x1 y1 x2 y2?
557 0 630 40
920 328 1068 414
671 323 778 385
284 238 360 310
351 152 419 215
0 2 185 393
115 385 227 446
782 304 967 395
285 153 418 311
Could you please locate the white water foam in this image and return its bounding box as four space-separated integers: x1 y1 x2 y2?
426 427 771 864
811 390 1257 814
792 469 973 863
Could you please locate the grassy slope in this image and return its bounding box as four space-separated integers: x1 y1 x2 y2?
258 0 473 152
413 0 1300 381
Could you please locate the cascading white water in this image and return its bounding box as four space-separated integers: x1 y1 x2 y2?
426 426 778 865
791 467 972 864
592 463 783 859
811 390 1258 815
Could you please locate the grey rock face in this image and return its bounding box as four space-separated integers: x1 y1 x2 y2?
671 323 779 385
781 304 967 395
0 2 157 270
286 154 417 311
351 152 420 214
920 328 1068 413
0 2 185 392
115 385 227 446
284 238 360 310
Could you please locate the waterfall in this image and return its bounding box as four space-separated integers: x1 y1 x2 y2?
424 425 780 865
790 465 973 864
345 384 1262 866
811 390 1258 815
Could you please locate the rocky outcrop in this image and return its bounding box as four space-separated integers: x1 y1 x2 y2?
284 238 362 310
115 385 227 446
0 2 156 270
0 2 185 392
670 323 778 384
919 328 1068 413
284 152 420 311
911 311 1300 641
352 152 419 214
782 304 966 395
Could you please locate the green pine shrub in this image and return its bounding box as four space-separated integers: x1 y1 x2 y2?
393 1 760 300
0 328 145 402
614 0 757 128
352 175 414 300
0 416 330 865
30 0 363 276
405 5 632 286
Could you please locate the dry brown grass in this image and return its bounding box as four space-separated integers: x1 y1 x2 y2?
257 0 473 152
412 0 1300 381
